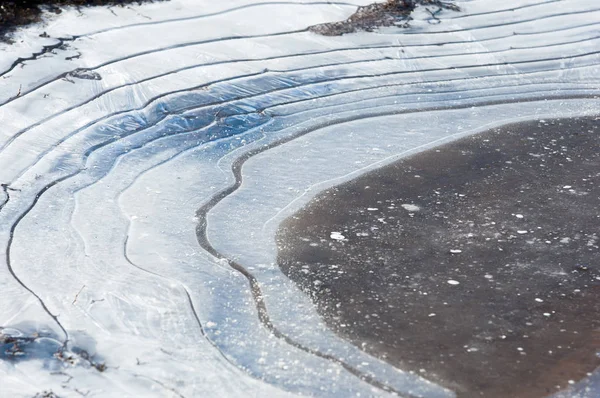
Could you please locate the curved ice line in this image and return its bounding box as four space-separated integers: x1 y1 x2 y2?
66 110 411 392
194 95 598 397
450 0 562 20
3 69 266 180
64 123 268 311
7 87 596 398
114 126 271 201
121 235 241 371
258 109 561 231
66 82 598 218
1 53 393 153
7 54 596 246
64 80 595 243
244 71 600 119
130 373 187 398
5 52 600 197
13 87 586 396
401 6 600 35
7 29 597 161
140 84 599 153
3 7 597 108
8 27 599 145
268 81 600 117
76 120 216 194
0 27 299 107
63 6 598 70
0 1 358 78
83 80 589 231
69 118 269 219
1 2 597 396
81 1 360 37
5 181 74 342
0 0 563 84
7 36 600 158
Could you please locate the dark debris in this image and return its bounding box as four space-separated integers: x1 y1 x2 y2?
309 0 460 36
1 327 106 372
32 391 60 398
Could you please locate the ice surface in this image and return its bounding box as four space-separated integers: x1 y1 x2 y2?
0 0 598 396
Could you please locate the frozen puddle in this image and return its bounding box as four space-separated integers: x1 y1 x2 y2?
277 117 600 397
0 0 598 397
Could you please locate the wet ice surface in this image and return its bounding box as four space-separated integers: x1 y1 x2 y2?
0 0 598 397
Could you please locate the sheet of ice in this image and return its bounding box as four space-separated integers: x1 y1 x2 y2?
0 0 598 396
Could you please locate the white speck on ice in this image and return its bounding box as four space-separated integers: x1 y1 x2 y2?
330 232 346 241
535 298 544 303
543 312 551 317
428 313 436 317
517 230 528 234
450 249 462 254
401 204 420 212
367 208 379 211
447 280 460 285
563 185 572 189
515 214 524 219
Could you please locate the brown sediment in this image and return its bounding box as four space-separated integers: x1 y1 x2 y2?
309 0 459 36
277 116 600 397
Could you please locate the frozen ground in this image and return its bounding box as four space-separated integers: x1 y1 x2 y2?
0 0 598 397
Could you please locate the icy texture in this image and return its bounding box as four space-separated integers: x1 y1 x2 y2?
0 0 598 397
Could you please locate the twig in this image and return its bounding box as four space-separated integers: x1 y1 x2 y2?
65 52 82 61
50 371 73 383
425 7 443 24
72 285 86 305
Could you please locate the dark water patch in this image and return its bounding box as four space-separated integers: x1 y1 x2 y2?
309 0 459 36
277 116 600 397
